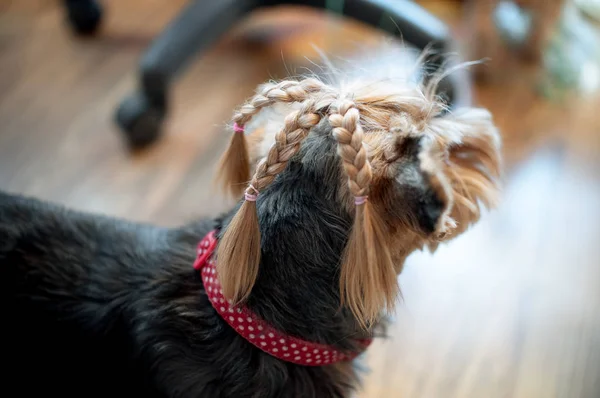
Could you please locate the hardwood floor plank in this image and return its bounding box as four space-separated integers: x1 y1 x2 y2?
0 1 598 397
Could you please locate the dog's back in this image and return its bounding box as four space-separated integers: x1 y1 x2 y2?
0 191 199 397
0 191 361 398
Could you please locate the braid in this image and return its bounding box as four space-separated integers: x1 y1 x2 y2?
330 100 398 328
329 100 372 197
250 98 321 192
233 79 324 126
217 96 324 304
216 79 326 198
217 79 397 327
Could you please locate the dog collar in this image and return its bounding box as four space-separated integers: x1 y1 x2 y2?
193 230 371 366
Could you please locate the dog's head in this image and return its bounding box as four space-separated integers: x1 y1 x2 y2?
215 67 502 328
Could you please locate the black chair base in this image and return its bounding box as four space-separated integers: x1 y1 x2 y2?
115 93 166 149
63 0 467 149
65 0 103 35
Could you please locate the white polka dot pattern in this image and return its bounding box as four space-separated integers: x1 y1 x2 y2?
193 230 371 367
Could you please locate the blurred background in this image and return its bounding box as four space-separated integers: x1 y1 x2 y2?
0 0 599 397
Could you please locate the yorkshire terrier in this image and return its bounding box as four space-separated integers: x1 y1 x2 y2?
0 52 502 397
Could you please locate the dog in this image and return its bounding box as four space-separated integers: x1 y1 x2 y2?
0 55 502 397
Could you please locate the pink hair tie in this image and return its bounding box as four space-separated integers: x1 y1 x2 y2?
245 192 258 202
245 185 259 202
233 123 245 133
354 196 368 206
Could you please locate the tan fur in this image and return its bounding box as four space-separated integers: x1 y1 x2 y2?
216 94 325 304
329 100 397 327
215 62 503 326
215 78 327 198
216 131 251 198
428 109 502 240
217 198 260 304
245 126 266 168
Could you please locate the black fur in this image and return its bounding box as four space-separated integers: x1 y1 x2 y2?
385 136 446 235
0 129 380 398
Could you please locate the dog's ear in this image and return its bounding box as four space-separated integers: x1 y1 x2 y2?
429 108 502 240
374 108 501 244
432 108 502 239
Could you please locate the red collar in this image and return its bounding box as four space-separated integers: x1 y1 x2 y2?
193 230 371 366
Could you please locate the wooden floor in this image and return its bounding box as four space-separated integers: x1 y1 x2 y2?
1 1 599 397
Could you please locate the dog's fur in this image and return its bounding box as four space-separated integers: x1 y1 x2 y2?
0 54 502 397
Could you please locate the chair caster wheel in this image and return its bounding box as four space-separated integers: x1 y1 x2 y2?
65 0 103 35
115 94 166 149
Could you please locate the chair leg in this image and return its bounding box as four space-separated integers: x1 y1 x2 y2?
64 0 103 35
114 92 166 149
114 0 256 149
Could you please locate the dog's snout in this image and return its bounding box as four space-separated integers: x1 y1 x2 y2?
416 191 445 234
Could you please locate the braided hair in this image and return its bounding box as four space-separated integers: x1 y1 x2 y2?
215 77 394 326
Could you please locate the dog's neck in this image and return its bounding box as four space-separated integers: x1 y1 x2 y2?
218 133 380 351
